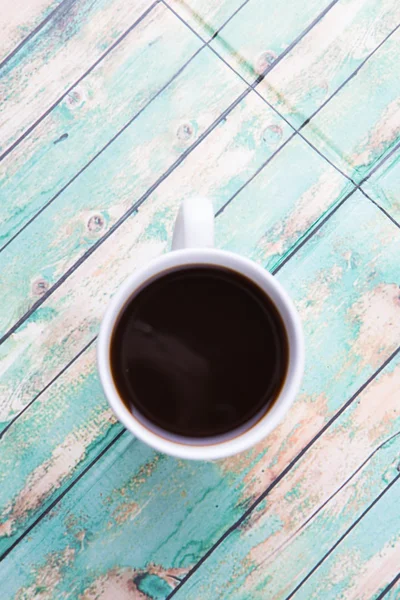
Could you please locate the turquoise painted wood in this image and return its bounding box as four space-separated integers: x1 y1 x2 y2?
168 0 248 40
0 0 155 155
0 0 347 338
0 137 352 553
364 144 400 223
1 0 400 598
171 353 400 599
0 2 202 248
300 25 400 182
0 89 295 421
256 0 400 130
292 479 400 600
0 0 65 64
209 0 331 82
1 193 400 597
384 579 400 600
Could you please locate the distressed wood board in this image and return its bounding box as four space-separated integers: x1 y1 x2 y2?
0 0 399 598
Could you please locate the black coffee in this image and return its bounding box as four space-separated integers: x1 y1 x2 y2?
111 267 288 438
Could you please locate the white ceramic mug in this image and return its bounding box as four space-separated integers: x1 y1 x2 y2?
98 198 304 460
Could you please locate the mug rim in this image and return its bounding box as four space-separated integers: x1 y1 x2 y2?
97 248 304 460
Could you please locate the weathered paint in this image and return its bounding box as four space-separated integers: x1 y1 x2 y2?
0 2 202 247
0 44 248 336
171 354 400 599
1 194 399 597
364 144 400 223
0 136 353 555
1 0 400 597
209 0 333 82
382 579 400 600
292 479 400 600
167 0 248 40
0 133 350 548
300 26 400 182
0 0 347 335
0 0 65 64
256 0 400 129
0 0 154 155
0 88 295 420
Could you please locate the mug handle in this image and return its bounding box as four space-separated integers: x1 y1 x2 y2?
171 197 214 250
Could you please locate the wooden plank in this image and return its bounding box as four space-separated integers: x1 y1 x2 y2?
0 0 339 336
0 2 202 248
0 343 120 552
0 46 245 337
214 135 349 271
0 0 64 65
1 193 399 596
0 126 347 427
208 0 335 82
363 145 400 223
167 0 248 40
382 578 400 600
300 26 400 183
257 0 400 129
0 0 154 156
2 10 396 346
0 135 348 552
170 354 400 599
291 480 400 600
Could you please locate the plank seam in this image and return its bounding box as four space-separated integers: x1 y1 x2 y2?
361 139 400 182
0 427 126 563
0 42 206 255
0 0 76 71
271 186 357 274
0 0 339 253
164 0 400 228
2 18 399 426
375 572 400 600
1 0 384 347
0 0 161 162
285 473 400 599
259 430 400 566
359 187 400 229
209 0 252 40
1 346 398 567
165 346 400 598
0 336 96 440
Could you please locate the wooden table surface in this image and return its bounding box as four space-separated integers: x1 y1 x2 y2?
1 0 400 598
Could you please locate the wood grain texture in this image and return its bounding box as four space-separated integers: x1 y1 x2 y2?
0 0 64 64
0 88 295 420
1 193 399 598
0 46 245 336
300 26 400 183
382 578 400 600
1 0 400 596
171 353 400 599
0 0 345 336
0 2 201 249
363 144 400 224
0 134 349 552
2 0 397 343
292 478 400 600
0 0 154 155
255 0 400 129
209 0 334 82
2 0 388 415
167 0 247 39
